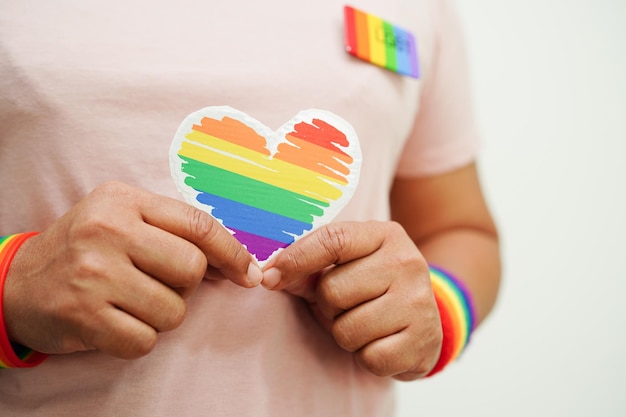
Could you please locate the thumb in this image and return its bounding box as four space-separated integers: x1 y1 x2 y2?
139 193 262 288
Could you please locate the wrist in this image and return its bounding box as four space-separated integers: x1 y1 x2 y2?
0 233 48 368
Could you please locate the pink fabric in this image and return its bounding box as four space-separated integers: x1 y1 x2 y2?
0 0 478 415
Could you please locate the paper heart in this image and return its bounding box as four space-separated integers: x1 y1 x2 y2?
170 106 361 266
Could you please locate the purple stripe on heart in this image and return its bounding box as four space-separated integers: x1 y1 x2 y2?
230 228 291 262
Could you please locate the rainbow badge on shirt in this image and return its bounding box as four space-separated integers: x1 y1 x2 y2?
344 5 419 78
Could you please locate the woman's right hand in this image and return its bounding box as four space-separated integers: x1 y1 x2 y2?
3 181 261 359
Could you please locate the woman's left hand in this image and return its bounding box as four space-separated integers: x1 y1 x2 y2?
261 220 442 381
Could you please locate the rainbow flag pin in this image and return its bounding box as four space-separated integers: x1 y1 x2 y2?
344 5 419 78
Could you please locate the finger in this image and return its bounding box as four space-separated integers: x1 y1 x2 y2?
354 331 430 378
262 221 388 290
139 192 262 288
85 307 159 360
331 295 408 352
314 260 391 319
125 222 207 298
110 263 188 333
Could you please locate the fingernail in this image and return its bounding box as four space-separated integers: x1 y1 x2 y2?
247 263 263 287
262 267 282 290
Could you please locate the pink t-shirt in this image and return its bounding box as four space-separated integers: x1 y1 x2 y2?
0 0 479 415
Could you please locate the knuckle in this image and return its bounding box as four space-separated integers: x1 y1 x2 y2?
63 303 162 360
386 220 405 235
356 347 396 377
223 238 248 264
161 299 187 331
187 207 217 239
67 211 109 241
318 224 352 262
70 249 111 284
316 278 343 310
68 208 132 245
93 180 128 196
330 318 361 352
187 248 208 279
139 284 188 332
390 251 423 279
384 220 411 241
56 334 86 354
281 246 306 271
331 330 354 352
356 330 434 378
173 249 206 291
386 221 428 270
90 181 140 211
100 323 158 360
125 333 158 359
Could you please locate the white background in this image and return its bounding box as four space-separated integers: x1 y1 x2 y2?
396 1 626 416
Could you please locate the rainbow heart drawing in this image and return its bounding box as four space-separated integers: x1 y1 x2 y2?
170 106 362 265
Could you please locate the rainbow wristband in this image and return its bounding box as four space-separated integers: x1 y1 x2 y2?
0 233 47 368
427 265 476 377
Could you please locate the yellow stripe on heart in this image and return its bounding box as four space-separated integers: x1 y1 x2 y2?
180 130 347 203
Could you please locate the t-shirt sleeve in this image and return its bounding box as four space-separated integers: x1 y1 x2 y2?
395 0 481 178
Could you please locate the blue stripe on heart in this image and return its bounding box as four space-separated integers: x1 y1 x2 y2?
195 193 313 244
